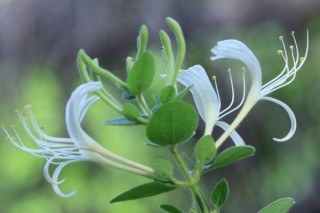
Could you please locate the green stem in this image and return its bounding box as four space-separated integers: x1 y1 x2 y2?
170 146 209 213
137 94 152 117
79 49 128 91
77 53 123 114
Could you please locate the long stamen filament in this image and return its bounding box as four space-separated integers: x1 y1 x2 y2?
220 69 235 115
212 75 221 109
219 68 246 119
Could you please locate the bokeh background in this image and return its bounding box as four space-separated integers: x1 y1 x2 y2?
1 0 320 212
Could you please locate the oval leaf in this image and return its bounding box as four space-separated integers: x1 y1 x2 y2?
195 136 216 166
258 197 295 213
110 182 176 203
146 101 199 146
127 51 155 95
211 179 229 208
202 146 255 172
160 204 183 213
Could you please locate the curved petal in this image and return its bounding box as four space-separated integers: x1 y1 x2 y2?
211 39 262 96
216 121 246 146
178 65 220 135
43 157 66 185
65 82 102 147
51 159 86 198
261 97 296 142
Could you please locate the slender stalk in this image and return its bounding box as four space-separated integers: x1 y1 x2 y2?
137 94 153 117
77 53 123 114
170 146 209 213
79 49 129 91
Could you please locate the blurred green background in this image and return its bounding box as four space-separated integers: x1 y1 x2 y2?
1 0 320 212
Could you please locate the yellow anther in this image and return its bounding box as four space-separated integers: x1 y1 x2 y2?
279 36 284 41
0 124 4 128
277 50 283 55
241 67 246 72
212 75 217 81
291 31 295 36
300 57 305 62
289 45 294 50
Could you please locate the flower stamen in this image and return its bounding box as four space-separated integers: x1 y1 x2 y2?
212 75 221 109
219 67 246 119
219 69 235 115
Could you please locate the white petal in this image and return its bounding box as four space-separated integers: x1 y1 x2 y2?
50 158 86 198
65 82 102 147
43 157 65 185
178 65 220 135
51 162 77 197
261 97 296 142
211 39 262 95
216 121 246 146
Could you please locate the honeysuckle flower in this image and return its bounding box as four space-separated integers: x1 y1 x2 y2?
178 65 245 146
1 82 155 197
211 32 309 146
210 31 309 148
178 32 308 149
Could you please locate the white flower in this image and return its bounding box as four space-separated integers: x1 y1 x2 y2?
211 31 309 148
178 65 245 146
2 82 155 197
178 32 308 149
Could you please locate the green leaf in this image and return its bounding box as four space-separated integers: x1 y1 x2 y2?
160 85 176 104
105 115 148 125
110 182 176 203
202 146 255 172
160 204 183 213
195 136 217 166
146 101 199 146
211 179 229 208
127 51 155 95
105 118 139 125
123 103 140 121
153 157 174 180
258 198 295 213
